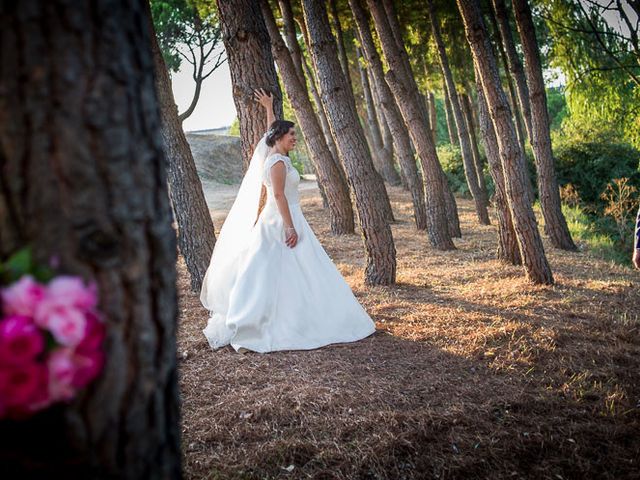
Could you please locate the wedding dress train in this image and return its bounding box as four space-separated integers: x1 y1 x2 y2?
200 142 375 353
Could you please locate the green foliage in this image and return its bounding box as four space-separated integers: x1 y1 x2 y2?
554 137 640 208
438 144 469 197
0 247 54 285
562 204 634 266
546 86 567 132
542 0 640 149
228 117 240 137
150 0 222 73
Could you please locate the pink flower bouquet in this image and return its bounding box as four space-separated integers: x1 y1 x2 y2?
0 272 105 420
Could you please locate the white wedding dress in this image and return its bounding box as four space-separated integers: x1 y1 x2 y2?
200 138 376 353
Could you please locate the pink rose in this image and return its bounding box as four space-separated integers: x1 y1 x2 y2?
36 306 87 347
0 276 45 317
46 276 97 310
71 350 105 389
0 362 47 407
47 348 77 402
77 312 105 353
0 315 44 366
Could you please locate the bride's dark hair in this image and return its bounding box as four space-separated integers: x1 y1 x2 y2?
265 120 295 147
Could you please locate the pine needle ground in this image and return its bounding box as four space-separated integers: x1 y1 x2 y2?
177 185 639 479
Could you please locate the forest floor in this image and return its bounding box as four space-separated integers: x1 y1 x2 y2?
176 184 640 480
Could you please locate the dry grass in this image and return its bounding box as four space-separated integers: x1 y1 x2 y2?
177 186 640 480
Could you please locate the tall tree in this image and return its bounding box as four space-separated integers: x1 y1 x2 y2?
461 91 489 202
260 0 355 234
443 79 458 145
366 0 455 249
427 91 438 145
151 0 225 122
474 65 521 264
428 1 490 225
457 0 554 284
329 0 355 91
301 0 397 285
490 0 533 141
356 47 402 185
216 0 284 170
512 0 576 251
349 0 428 230
284 2 342 164
150 12 216 293
0 0 181 476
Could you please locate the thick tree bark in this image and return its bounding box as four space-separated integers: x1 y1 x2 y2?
150 18 216 293
512 0 577 251
261 0 355 234
474 66 521 264
349 0 428 231
429 2 490 225
491 0 533 141
0 0 181 477
367 0 455 249
357 48 401 186
301 0 396 285
457 0 553 284
216 0 283 170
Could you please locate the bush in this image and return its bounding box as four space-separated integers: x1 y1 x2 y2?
554 137 640 209
438 144 469 197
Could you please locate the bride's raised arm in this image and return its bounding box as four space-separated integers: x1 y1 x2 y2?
253 88 276 131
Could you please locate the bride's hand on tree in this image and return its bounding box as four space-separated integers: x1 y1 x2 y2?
253 88 273 111
285 226 298 248
253 88 275 127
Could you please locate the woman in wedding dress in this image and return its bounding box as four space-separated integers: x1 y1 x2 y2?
199 89 375 353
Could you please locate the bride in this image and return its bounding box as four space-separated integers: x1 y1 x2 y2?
199 89 375 353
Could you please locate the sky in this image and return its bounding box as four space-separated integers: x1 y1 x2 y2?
171 60 235 133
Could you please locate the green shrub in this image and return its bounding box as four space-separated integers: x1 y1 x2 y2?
438 144 469 197
562 204 633 266
228 117 240 137
554 137 640 208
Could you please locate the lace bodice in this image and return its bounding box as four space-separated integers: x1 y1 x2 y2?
263 153 300 206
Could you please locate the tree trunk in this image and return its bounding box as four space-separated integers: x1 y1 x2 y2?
301 0 396 285
349 0 428 231
429 2 490 225
150 18 216 293
329 0 354 92
443 79 459 146
461 92 489 202
427 91 438 145
474 66 521 264
486 3 528 154
357 48 401 186
178 77 203 122
457 0 553 284
512 0 577 251
261 0 355 234
0 0 182 477
491 0 533 141
371 71 395 160
295 11 349 187
216 0 283 170
366 0 455 249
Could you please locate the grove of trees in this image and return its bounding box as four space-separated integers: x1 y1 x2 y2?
2 0 639 476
